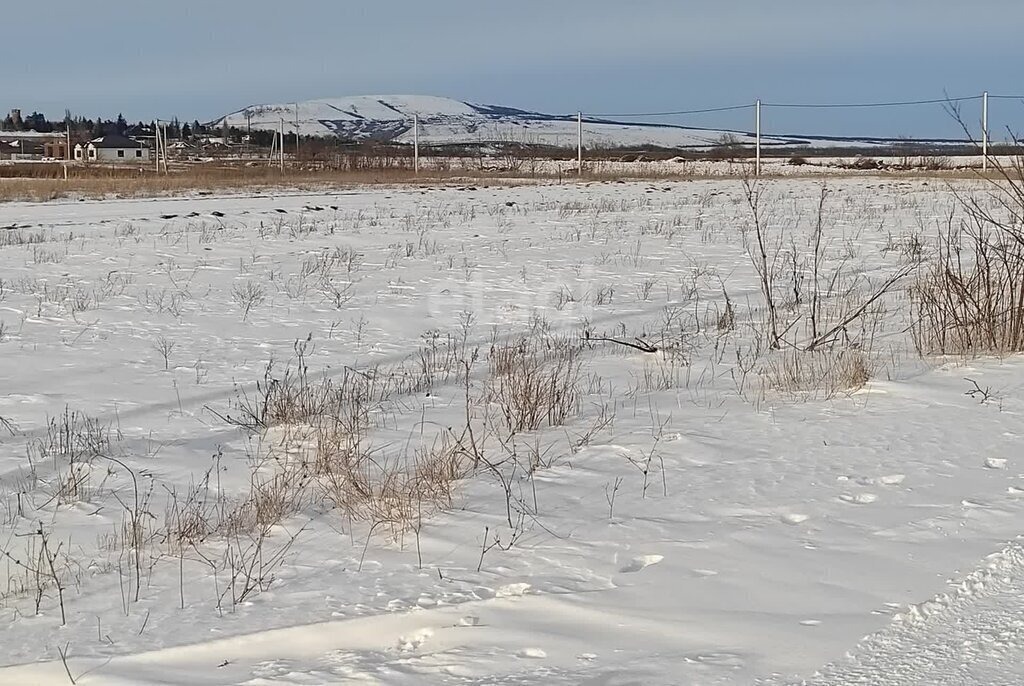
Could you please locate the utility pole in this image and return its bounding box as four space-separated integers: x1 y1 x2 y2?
577 112 583 176
246 110 252 157
154 121 163 174
294 103 300 161
982 91 989 172
413 113 419 174
755 99 762 177
279 118 285 172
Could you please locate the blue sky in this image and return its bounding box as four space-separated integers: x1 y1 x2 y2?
3 0 1022 139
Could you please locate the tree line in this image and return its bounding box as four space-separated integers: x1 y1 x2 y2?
1 110 218 140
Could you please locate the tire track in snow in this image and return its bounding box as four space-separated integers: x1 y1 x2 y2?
765 542 1024 685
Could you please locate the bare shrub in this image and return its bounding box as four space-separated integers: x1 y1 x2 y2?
223 462 312 536
221 526 302 608
742 177 783 348
208 336 471 548
0 229 48 247
320 279 355 309
210 336 360 432
153 335 176 371
912 213 1024 356
488 337 581 433
163 468 221 550
232 281 266 321
742 180 911 354
35 407 116 505
0 524 75 625
629 355 688 395
31 245 64 264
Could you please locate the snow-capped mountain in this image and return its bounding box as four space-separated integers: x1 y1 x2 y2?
212 95 931 150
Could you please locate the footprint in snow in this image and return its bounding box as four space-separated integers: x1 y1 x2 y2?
474 586 496 600
685 651 744 667
857 474 905 486
780 513 810 525
690 568 718 578
839 493 878 505
619 554 664 573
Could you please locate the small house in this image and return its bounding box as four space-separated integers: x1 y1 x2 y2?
75 134 150 163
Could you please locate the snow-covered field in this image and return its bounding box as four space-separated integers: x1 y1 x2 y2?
1 178 1023 685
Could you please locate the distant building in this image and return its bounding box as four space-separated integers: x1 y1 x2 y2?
44 140 69 159
75 134 150 163
0 131 63 160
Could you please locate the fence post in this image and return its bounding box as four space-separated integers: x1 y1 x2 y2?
755 99 762 177
413 113 420 175
982 91 989 172
577 111 583 176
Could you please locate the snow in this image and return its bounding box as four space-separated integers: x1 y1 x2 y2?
1 177 1024 684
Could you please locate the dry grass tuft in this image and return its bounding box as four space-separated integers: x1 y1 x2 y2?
488 336 582 433
760 347 872 399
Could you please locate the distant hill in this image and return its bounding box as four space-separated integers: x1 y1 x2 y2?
212 95 962 150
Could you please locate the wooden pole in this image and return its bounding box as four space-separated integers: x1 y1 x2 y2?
982 91 989 172
162 123 169 174
755 99 762 177
577 112 583 176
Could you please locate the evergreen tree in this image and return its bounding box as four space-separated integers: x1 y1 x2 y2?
24 112 53 132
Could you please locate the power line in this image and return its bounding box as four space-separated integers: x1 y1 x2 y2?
762 95 983 109
582 104 755 118
223 94 1022 126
